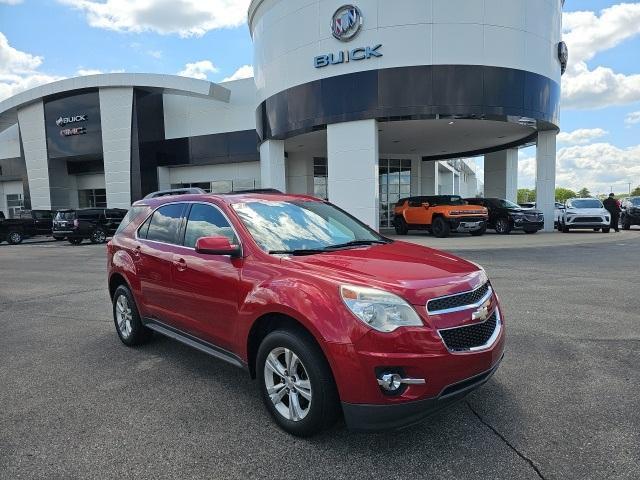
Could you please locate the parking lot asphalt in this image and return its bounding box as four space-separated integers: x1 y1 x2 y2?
1 234 639 480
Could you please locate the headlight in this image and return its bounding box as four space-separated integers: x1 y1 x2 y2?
340 285 423 332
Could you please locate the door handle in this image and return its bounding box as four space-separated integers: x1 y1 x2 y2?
173 257 187 272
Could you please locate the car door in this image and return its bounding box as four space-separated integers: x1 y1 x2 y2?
135 203 188 329
34 211 53 235
171 202 243 350
404 198 427 225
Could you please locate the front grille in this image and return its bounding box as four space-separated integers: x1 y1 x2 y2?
427 282 490 313
572 217 602 223
439 312 498 352
524 214 542 222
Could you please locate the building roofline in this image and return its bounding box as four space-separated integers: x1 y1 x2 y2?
0 73 231 133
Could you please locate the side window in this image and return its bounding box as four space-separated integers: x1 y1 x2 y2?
116 207 147 235
184 204 238 248
145 204 185 244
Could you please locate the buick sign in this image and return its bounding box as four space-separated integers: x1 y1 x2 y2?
314 44 382 68
332 5 363 42
558 41 569 75
56 114 87 127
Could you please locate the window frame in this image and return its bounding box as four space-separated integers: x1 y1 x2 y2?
136 201 242 254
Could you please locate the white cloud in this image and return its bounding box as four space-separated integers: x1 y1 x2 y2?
518 143 640 193
222 65 254 82
562 3 640 109
177 60 218 80
58 0 250 37
147 50 162 59
557 128 608 145
625 111 640 125
76 68 126 76
0 33 63 102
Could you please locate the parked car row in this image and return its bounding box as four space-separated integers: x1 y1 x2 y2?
0 208 127 245
393 195 545 237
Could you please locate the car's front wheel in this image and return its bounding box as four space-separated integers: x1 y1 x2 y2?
495 218 511 235
257 329 339 437
431 217 450 238
112 285 152 346
470 224 486 236
394 217 409 235
90 228 107 244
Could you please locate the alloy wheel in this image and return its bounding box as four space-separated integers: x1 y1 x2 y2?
115 294 133 339
92 230 106 243
263 347 312 422
9 232 22 244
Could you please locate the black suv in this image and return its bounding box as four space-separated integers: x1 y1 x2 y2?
52 208 127 245
621 197 640 230
0 209 54 245
464 197 544 234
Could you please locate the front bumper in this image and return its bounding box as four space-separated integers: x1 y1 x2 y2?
513 219 544 231
448 218 487 232
342 355 503 431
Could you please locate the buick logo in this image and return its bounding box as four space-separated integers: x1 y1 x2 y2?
331 5 363 42
558 41 569 75
56 114 87 127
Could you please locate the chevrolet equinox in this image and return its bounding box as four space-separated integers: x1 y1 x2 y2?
107 192 505 436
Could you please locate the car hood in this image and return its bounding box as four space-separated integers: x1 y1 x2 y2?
282 241 485 305
566 208 608 215
508 208 541 214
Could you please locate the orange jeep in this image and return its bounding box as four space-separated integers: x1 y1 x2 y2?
393 195 488 237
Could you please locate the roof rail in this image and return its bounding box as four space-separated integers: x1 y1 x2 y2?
229 188 283 195
143 188 206 199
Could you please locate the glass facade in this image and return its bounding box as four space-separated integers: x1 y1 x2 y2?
379 159 412 228
78 189 107 208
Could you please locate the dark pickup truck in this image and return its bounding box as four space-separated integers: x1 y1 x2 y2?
0 209 54 245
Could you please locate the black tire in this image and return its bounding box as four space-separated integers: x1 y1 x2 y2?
470 224 486 236
495 217 512 235
90 228 107 244
431 217 450 238
561 221 570 233
622 218 631 230
593 228 601 232
523 229 538 234
7 231 24 245
394 217 409 235
257 329 339 437
602 228 611 233
112 285 153 346
68 237 83 245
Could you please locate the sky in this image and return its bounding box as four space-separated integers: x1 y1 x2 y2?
0 0 639 195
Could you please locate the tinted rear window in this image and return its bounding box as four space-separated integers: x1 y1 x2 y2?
55 211 75 220
144 204 185 244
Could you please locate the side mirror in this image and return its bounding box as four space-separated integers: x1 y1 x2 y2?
422 202 430 208
195 236 242 257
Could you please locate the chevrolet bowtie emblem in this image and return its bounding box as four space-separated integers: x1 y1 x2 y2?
472 302 490 322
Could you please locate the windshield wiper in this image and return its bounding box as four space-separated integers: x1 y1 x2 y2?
324 239 389 250
268 249 331 256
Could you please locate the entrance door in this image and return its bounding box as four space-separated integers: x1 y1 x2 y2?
379 159 412 228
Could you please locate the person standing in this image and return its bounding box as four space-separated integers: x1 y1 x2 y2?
603 193 621 232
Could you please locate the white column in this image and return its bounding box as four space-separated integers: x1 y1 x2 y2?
286 153 314 195
327 119 379 229
536 131 557 232
421 161 438 195
100 87 133 209
484 149 518 202
17 101 50 209
157 167 171 190
439 164 454 195
260 140 286 192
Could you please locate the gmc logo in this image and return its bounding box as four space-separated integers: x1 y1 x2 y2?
60 127 87 137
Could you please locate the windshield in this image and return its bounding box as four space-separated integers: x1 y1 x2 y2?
425 196 466 206
630 198 640 206
232 200 386 253
493 199 521 209
55 211 75 220
567 199 603 209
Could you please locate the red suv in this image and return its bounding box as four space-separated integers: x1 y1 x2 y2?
107 192 505 436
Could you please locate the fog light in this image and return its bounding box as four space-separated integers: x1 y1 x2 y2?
377 372 426 392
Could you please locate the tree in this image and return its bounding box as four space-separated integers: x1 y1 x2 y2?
631 186 640 196
517 189 536 203
555 187 577 202
577 187 591 198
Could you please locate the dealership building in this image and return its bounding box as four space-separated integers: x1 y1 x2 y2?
0 0 563 230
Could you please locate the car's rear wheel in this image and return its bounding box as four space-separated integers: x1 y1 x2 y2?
112 285 152 346
257 329 339 437
470 224 486 236
602 228 611 233
7 231 23 245
68 237 83 245
394 217 409 235
495 218 511 235
90 228 107 244
431 217 450 238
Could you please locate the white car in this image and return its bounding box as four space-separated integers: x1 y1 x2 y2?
557 198 611 233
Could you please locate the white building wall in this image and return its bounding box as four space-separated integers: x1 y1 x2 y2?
286 153 314 195
0 124 20 160
250 0 562 103
484 149 518 202
167 162 261 188
100 87 133 209
163 78 256 139
536 131 557 232
17 101 50 209
327 119 379 229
